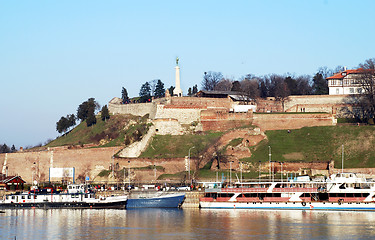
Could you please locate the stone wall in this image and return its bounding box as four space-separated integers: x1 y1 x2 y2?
168 96 232 109
118 125 156 158
0 147 122 183
153 119 185 135
154 105 201 124
108 97 157 118
252 113 335 131
200 109 253 131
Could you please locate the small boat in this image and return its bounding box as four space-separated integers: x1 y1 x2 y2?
126 191 185 208
200 173 375 211
0 184 127 209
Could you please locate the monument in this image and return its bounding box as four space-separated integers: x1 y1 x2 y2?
174 57 183 97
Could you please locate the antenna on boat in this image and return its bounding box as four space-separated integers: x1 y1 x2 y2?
342 144 344 174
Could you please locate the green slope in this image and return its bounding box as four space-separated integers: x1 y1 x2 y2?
248 126 375 168
46 114 148 147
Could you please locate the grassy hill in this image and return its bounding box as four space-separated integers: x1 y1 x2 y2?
46 114 149 148
247 125 375 168
140 132 223 158
46 113 375 170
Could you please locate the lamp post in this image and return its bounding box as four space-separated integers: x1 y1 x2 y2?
240 161 243 185
342 144 344 173
258 161 261 184
154 165 156 181
188 146 195 183
268 146 271 182
127 160 130 191
280 162 283 183
229 161 234 186
123 167 125 192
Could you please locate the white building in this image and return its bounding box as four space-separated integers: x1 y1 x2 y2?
326 68 373 95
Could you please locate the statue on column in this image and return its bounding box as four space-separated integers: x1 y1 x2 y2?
176 57 179 66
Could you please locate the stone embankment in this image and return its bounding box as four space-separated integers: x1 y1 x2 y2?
119 125 156 158
182 191 205 208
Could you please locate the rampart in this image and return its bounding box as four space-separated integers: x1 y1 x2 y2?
167 96 232 109
0 147 122 183
252 113 335 131
154 105 201 124
201 109 253 131
108 97 157 118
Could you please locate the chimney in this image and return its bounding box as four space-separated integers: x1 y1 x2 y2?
344 66 347 71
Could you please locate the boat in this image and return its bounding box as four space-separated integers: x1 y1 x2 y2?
200 172 375 211
126 191 185 208
0 184 127 209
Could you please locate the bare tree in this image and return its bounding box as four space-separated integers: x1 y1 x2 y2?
353 58 375 122
214 78 233 91
201 71 223 91
295 75 313 95
269 74 290 111
241 78 260 103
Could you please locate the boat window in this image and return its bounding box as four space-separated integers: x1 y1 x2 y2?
28 195 32 199
21 196 25 199
11 196 15 200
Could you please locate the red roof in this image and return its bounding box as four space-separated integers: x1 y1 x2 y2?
327 68 374 80
0 175 26 184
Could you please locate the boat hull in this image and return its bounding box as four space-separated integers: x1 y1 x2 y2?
127 194 185 208
200 201 375 211
0 200 127 209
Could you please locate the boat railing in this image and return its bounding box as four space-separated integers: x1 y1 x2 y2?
221 188 268 193
272 187 318 193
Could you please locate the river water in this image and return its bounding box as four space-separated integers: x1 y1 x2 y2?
1 209 375 239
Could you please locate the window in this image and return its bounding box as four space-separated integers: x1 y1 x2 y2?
336 88 340 94
357 88 362 93
349 88 354 93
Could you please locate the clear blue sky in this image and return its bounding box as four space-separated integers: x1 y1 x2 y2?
1 1 374 148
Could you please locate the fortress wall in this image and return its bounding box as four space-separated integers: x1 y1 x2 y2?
256 99 283 112
153 119 185 135
200 109 253 131
108 101 156 118
284 95 355 113
260 162 329 172
168 97 232 109
154 105 201 124
116 157 188 174
0 147 122 183
252 113 335 131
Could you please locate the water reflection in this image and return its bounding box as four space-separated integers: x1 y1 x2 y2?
1 209 375 239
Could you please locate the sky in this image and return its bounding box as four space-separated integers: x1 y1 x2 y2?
1 0 375 148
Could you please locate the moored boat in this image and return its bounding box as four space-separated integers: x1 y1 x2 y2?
200 173 375 211
0 184 127 209
126 191 185 208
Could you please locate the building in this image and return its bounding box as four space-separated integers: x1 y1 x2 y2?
326 68 374 95
0 175 26 190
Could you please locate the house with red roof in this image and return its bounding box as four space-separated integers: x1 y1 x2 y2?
326 68 374 95
0 175 26 190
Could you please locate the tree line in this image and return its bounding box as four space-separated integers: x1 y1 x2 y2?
0 143 17 153
200 58 375 121
56 98 110 135
200 67 345 98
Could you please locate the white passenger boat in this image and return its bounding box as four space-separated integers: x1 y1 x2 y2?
200 173 375 211
0 184 127 209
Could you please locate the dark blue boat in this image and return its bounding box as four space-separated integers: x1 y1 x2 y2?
126 192 185 208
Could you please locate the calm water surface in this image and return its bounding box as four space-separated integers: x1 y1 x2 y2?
1 209 375 239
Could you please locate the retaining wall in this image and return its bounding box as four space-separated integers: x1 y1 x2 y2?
252 113 335 131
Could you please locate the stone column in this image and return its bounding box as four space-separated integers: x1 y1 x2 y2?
174 65 183 97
